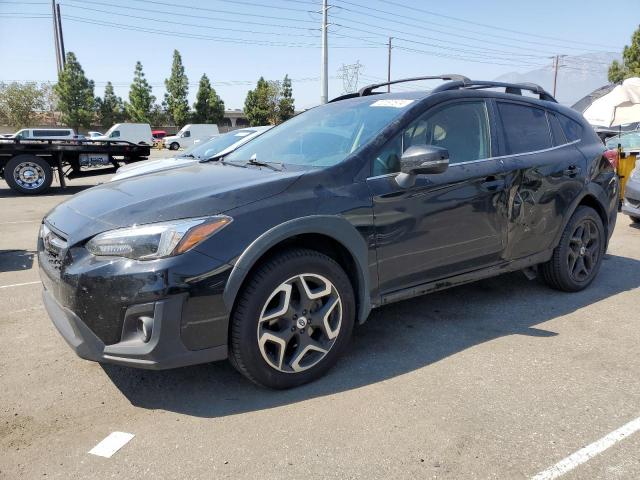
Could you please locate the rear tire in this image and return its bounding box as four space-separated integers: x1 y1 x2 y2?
540 206 605 292
229 248 355 389
5 155 53 195
169 142 179 150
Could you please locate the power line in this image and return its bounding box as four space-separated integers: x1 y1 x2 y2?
61 0 316 31
61 3 321 38
375 0 619 50
332 0 618 53
61 14 379 48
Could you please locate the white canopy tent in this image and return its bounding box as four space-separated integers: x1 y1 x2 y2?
583 77 640 128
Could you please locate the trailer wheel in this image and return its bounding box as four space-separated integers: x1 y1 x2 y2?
5 155 54 195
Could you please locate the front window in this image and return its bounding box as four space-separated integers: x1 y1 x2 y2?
225 97 419 167
373 101 491 176
181 130 256 160
110 130 120 138
182 131 191 138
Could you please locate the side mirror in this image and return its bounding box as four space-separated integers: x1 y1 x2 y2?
396 145 449 188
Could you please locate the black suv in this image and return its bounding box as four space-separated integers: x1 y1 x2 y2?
39 76 618 389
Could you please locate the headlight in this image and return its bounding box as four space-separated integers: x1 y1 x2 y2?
86 216 232 260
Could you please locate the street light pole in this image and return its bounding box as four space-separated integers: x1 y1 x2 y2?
320 0 328 104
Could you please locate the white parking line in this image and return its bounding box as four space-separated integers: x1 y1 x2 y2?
0 281 41 289
532 416 640 480
89 432 135 458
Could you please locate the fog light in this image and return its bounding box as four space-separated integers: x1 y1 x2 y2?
137 316 154 343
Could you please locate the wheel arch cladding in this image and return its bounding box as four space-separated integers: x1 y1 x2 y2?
554 188 611 249
223 215 372 325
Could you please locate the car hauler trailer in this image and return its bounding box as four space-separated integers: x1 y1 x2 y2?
0 138 150 195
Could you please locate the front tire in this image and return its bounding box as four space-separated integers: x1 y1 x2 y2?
5 155 53 195
169 142 179 150
540 206 605 292
229 249 355 389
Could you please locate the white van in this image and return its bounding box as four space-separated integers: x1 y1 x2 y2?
93 123 153 145
163 124 219 150
13 128 77 140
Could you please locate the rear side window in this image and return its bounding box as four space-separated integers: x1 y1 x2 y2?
548 113 567 146
497 102 552 154
557 114 583 142
33 130 70 137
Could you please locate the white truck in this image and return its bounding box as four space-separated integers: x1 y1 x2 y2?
92 123 153 145
163 124 220 150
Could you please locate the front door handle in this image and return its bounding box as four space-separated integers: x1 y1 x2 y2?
563 165 582 177
481 175 506 192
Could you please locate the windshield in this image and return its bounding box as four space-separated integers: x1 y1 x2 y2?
103 125 120 137
606 131 640 150
180 129 256 159
224 97 417 167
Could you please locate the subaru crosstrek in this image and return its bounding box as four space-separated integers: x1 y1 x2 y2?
39 75 618 389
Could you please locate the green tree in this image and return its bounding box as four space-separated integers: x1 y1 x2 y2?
278 74 295 123
192 74 225 124
0 82 45 128
125 61 155 123
244 77 274 126
96 82 124 128
53 52 95 130
608 25 640 82
149 103 169 126
164 50 190 127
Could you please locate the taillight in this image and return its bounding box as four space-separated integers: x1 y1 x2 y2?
603 149 619 169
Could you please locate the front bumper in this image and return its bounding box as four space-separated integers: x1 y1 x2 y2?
43 289 227 369
38 232 233 370
622 177 640 218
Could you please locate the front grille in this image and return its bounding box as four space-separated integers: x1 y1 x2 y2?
41 224 68 273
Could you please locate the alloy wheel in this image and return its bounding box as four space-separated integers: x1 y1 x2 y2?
257 273 342 373
567 218 600 282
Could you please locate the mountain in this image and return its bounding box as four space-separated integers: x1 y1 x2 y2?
494 52 620 106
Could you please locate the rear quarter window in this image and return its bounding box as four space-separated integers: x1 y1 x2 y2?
557 114 583 142
497 102 552 154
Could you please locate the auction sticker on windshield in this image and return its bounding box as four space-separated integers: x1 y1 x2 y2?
370 99 414 108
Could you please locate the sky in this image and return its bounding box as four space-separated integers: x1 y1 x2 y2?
0 0 638 110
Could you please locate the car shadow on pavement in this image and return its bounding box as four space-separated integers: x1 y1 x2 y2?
102 253 640 418
0 250 34 272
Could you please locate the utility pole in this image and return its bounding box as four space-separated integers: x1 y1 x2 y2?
320 0 328 104
51 0 61 73
56 3 66 68
387 37 393 92
552 54 566 97
552 55 559 97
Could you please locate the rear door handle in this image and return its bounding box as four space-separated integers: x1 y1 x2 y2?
481 175 506 192
563 165 582 177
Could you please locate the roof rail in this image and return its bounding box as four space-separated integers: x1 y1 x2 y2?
433 79 557 102
357 75 471 97
329 76 557 103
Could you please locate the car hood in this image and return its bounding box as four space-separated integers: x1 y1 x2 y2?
45 162 304 243
110 156 196 181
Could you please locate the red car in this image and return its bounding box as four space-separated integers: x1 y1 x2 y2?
152 130 167 140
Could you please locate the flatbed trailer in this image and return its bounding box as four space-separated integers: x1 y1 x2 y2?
0 138 150 195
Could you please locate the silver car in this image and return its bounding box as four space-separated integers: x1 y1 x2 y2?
110 126 272 182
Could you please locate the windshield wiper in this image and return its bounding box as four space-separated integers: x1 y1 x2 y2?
245 158 282 171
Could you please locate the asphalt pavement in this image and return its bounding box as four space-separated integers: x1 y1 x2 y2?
1 159 639 479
